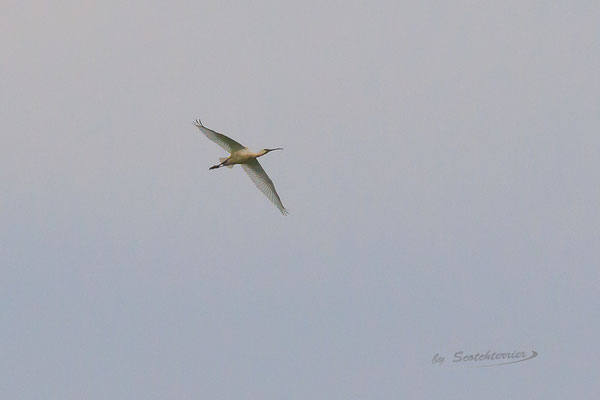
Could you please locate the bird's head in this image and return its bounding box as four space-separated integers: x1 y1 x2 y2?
261 148 283 155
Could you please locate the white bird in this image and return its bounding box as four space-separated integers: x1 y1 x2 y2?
193 119 289 215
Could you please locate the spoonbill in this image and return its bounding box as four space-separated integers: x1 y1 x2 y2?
193 119 289 215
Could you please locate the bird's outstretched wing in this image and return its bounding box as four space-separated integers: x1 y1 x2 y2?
193 119 245 154
242 159 289 215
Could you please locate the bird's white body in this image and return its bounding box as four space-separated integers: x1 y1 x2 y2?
225 148 269 165
193 119 289 215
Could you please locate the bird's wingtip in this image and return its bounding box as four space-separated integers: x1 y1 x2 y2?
193 118 203 127
281 208 290 216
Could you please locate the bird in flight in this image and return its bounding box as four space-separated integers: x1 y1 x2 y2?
193 119 289 215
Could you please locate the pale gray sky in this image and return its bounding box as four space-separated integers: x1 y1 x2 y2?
2 1 599 399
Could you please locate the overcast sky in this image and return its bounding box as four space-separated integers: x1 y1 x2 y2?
2 1 599 399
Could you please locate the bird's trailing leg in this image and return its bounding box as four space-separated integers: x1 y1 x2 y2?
209 157 231 170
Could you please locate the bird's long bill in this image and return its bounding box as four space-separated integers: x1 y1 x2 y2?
266 148 283 152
